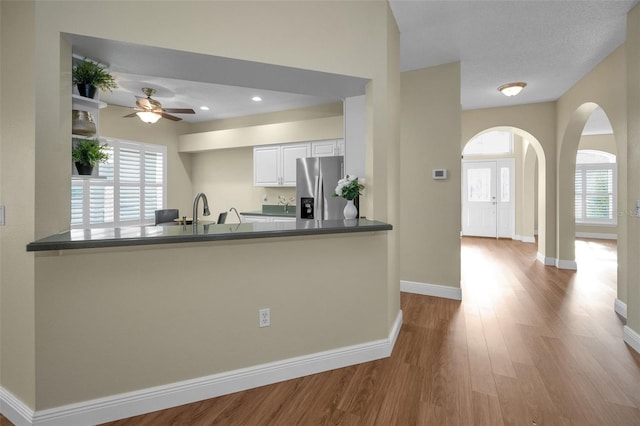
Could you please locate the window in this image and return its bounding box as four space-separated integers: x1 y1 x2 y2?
463 131 513 156
575 150 616 225
71 138 167 229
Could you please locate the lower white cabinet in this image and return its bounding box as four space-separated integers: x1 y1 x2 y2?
241 214 296 223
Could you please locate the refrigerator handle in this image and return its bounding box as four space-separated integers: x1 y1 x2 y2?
315 175 324 219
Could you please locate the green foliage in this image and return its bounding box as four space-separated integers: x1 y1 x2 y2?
333 175 363 201
72 138 110 167
72 58 117 91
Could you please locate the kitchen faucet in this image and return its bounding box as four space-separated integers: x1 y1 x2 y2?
229 207 242 223
192 192 211 226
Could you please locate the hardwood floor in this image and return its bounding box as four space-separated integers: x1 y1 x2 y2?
4 238 640 425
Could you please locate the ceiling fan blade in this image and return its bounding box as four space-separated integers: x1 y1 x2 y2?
160 112 182 121
136 97 154 110
163 108 196 114
123 112 138 118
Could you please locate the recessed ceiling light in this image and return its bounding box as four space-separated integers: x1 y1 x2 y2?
498 82 527 97
200 106 210 111
252 96 262 102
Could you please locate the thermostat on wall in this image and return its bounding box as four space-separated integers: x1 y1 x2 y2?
432 169 447 180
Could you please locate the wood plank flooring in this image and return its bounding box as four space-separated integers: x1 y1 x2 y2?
3 238 640 425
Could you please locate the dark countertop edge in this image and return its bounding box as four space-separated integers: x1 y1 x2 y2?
26 222 393 252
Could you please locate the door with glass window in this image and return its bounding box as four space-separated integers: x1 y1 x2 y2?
462 159 514 238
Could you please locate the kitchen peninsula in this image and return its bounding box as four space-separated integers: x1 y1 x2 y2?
26 218 397 420
27 219 391 251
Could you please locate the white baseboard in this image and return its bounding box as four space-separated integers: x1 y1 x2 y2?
576 232 617 240
400 280 462 301
615 299 628 319
555 258 577 270
2 310 403 426
514 234 536 243
0 387 34 426
623 325 640 355
536 252 555 266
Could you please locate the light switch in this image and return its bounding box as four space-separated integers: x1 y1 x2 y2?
0 205 5 226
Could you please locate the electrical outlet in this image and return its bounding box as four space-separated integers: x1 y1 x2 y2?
259 308 271 327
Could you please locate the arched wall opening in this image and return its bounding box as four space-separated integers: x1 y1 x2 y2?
462 126 547 259
557 102 618 270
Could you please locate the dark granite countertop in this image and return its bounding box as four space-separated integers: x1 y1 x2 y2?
26 219 392 252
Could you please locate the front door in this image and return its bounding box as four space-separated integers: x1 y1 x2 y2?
462 159 514 238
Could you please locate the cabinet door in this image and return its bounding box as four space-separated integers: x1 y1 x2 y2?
281 143 310 186
241 215 271 223
254 146 280 186
311 140 336 157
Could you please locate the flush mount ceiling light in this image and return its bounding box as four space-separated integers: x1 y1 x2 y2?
200 106 210 111
136 111 161 124
498 82 527 97
252 96 262 102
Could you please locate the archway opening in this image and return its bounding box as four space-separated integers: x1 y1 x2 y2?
461 126 546 257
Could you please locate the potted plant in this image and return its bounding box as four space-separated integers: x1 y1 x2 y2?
72 57 117 99
72 138 109 175
333 175 364 219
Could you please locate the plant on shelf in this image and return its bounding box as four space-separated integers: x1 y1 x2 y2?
72 57 117 98
72 138 109 175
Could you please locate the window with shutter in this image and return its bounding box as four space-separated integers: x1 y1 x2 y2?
71 138 167 229
575 150 616 226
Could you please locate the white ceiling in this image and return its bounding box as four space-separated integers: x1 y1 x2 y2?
69 0 636 134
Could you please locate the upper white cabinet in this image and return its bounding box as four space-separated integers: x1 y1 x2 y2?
254 139 345 187
253 145 281 186
254 143 311 187
311 139 345 157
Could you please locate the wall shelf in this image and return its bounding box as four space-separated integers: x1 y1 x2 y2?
72 94 107 110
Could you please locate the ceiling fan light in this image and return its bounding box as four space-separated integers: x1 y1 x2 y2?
136 111 161 124
498 82 527 97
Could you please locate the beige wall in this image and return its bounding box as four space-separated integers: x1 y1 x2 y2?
1 0 37 407
191 147 297 216
626 5 640 336
579 133 616 154
399 63 461 288
34 232 389 409
1 0 400 412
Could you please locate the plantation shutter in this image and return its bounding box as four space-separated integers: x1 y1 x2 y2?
575 163 616 225
71 139 166 229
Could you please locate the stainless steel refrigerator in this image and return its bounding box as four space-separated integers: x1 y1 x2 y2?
296 156 346 220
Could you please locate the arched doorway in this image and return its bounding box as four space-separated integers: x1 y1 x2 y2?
557 103 618 270
462 127 546 256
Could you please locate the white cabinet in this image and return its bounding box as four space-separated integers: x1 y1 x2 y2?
253 146 280 186
241 215 272 223
253 143 310 187
241 214 295 223
311 139 345 157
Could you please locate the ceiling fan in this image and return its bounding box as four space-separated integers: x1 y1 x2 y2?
123 87 195 123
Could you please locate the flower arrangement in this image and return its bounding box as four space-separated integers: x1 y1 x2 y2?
334 175 363 201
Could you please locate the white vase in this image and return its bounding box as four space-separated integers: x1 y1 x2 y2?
343 199 358 219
